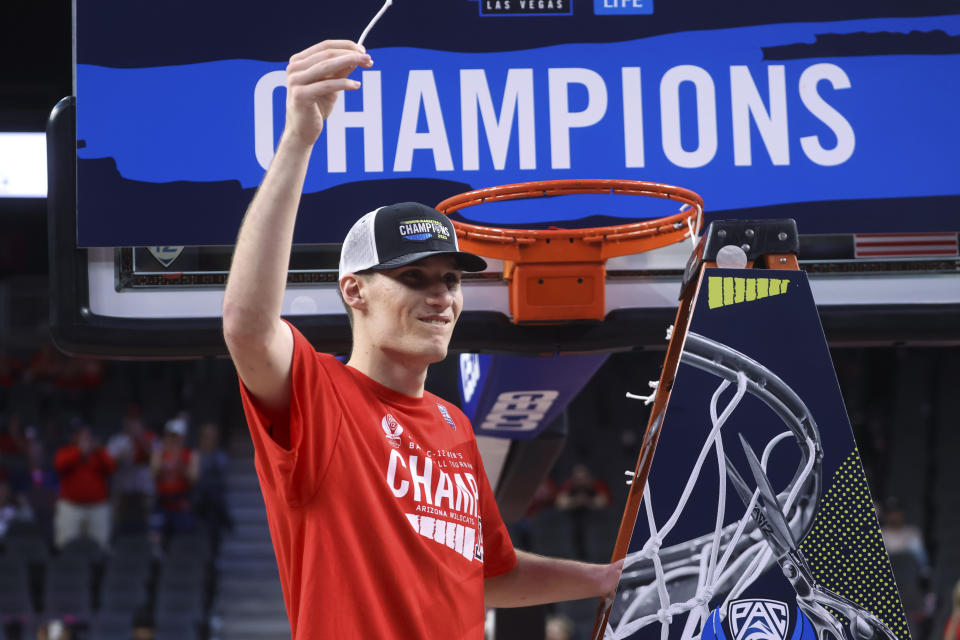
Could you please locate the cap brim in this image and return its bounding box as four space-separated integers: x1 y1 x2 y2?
371 250 487 272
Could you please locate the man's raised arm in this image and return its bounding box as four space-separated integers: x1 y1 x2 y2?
222 40 373 418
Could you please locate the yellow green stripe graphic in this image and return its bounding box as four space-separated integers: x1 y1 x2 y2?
708 276 790 309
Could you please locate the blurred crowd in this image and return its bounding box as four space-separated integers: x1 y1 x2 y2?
0 409 232 557
0 347 233 557
0 346 238 640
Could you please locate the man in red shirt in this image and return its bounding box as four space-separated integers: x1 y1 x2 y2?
53 422 115 549
223 40 622 639
150 417 199 542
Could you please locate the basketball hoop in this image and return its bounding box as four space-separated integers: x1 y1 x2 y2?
436 179 704 324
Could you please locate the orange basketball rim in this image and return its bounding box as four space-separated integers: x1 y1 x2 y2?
436 179 704 325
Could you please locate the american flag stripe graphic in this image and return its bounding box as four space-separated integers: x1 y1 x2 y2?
854 233 958 258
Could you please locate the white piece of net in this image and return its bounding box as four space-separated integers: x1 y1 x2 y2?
358 0 393 48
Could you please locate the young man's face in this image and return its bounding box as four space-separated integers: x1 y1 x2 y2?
357 255 463 366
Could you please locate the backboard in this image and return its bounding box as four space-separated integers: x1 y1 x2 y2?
50 0 960 358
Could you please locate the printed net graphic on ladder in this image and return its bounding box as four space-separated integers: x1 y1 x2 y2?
605 332 823 640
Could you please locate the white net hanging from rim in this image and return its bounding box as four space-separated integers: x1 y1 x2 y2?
604 333 822 640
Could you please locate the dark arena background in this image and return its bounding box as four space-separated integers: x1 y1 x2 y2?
1 0 958 639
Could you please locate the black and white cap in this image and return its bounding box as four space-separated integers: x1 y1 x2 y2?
338 202 487 280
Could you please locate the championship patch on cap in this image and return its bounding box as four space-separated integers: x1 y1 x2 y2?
338 202 487 279
398 219 452 242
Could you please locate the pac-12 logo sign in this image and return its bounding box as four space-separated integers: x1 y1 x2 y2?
480 390 558 432
381 413 404 449
728 599 790 640
147 246 184 268
459 353 482 404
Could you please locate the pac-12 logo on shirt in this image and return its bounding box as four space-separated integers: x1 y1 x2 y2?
437 404 456 430
381 413 404 449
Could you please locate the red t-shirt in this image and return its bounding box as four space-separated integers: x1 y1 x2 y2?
155 448 193 511
131 430 156 466
238 322 517 640
54 445 115 504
